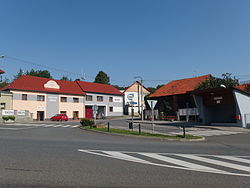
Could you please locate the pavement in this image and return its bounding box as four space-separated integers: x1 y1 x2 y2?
0 119 249 187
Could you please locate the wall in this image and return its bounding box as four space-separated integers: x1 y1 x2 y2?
12 90 47 119
0 92 13 110
58 94 85 119
233 90 250 128
85 92 123 116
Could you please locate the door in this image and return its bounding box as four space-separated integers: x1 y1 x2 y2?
37 111 44 121
85 106 93 119
73 111 79 119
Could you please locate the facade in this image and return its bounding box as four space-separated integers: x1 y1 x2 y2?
124 81 150 116
192 87 250 128
1 76 85 120
76 81 123 119
0 91 12 110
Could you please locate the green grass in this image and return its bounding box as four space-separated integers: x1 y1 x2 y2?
81 126 202 139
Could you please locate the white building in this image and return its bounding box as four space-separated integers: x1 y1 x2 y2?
123 81 150 116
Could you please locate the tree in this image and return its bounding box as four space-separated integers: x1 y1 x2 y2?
25 69 53 79
196 73 239 90
60 76 72 81
94 71 110 84
0 78 9 88
13 69 24 80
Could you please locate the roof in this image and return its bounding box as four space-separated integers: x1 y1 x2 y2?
150 75 211 98
124 81 150 93
235 84 249 91
0 69 5 74
1 75 85 95
76 80 123 96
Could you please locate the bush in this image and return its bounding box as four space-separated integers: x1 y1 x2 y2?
80 118 94 127
2 115 15 122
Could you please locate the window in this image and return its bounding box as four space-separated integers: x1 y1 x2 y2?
60 111 67 115
0 103 6 109
97 96 103 102
37 95 45 101
60 97 67 102
109 97 113 102
86 95 93 101
22 94 27 100
73 97 79 103
109 107 113 112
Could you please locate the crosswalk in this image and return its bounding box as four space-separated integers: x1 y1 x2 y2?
169 130 244 137
78 149 250 177
5 123 79 129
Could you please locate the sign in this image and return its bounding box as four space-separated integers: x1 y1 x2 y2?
130 101 137 105
2 110 14 116
114 97 122 103
214 97 223 100
147 100 157 109
179 108 199 116
127 93 134 100
17 110 26 116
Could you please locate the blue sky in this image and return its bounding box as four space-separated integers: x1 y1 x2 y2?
0 0 250 87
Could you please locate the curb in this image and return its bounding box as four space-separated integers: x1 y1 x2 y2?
79 127 206 142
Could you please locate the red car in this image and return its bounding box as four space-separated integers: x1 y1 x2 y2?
50 114 68 121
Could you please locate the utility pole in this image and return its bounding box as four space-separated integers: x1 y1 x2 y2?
134 76 144 120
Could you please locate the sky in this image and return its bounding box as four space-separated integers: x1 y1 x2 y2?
0 0 250 87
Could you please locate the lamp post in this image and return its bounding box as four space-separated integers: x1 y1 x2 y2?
134 76 144 120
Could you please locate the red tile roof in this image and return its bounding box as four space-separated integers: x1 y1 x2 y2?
76 80 123 95
235 84 249 91
150 75 211 97
1 75 85 95
0 69 5 74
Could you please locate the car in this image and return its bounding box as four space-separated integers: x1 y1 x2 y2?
50 114 68 121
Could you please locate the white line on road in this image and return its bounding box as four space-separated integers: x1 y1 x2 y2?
139 153 224 173
176 154 250 172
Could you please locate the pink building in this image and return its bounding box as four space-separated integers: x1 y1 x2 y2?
1 75 86 120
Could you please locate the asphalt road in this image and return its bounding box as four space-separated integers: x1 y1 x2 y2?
0 120 250 187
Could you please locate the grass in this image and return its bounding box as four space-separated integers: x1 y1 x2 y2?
81 126 202 140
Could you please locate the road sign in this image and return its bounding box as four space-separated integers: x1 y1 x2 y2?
147 100 157 109
127 93 134 100
130 101 137 105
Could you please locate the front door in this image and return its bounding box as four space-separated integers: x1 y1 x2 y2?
85 106 93 119
37 111 44 121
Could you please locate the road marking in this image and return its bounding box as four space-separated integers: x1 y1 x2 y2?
78 149 250 177
214 155 250 164
176 154 250 172
71 125 79 128
103 151 150 163
62 125 72 128
139 153 223 173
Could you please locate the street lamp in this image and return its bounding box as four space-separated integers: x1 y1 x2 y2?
134 76 144 120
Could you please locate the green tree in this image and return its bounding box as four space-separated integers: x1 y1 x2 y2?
94 71 110 84
196 73 239 90
60 76 72 81
0 78 9 88
26 69 53 79
13 69 24 80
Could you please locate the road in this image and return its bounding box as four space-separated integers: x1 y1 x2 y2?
0 119 249 187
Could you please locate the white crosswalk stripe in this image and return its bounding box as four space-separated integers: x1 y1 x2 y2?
78 149 250 177
4 123 79 129
169 130 243 137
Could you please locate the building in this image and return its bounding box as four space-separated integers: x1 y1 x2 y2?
76 81 124 119
150 75 210 120
123 81 150 116
191 86 250 128
0 91 12 110
1 75 86 120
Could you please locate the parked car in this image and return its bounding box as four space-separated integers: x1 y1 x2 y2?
50 114 68 121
